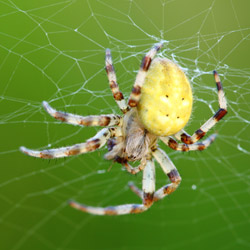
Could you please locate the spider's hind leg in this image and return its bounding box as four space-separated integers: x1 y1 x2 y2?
174 71 227 144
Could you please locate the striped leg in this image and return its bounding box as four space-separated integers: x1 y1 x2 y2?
128 149 181 202
105 49 129 113
174 71 227 144
43 101 121 127
160 134 217 152
69 160 156 215
20 127 116 159
128 43 163 107
153 148 181 201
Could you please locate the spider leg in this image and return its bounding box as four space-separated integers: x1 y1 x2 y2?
152 148 181 201
128 42 163 107
105 49 130 114
173 129 188 141
160 134 217 152
43 101 122 127
69 159 156 215
20 127 117 159
123 160 146 175
128 181 143 199
174 71 227 144
129 148 181 201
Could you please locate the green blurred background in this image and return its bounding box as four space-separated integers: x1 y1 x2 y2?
0 0 249 249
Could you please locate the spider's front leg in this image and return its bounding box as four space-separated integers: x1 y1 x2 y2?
20 127 118 159
69 159 156 215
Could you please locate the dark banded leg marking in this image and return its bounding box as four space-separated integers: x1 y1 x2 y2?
128 43 163 107
20 127 116 159
152 149 181 201
174 71 227 144
69 160 155 215
105 49 130 113
153 169 181 201
160 134 217 152
130 149 182 203
43 101 121 127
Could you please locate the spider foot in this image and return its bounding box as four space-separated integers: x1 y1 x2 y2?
20 146 52 159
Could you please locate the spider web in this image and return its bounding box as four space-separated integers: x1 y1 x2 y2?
0 0 249 249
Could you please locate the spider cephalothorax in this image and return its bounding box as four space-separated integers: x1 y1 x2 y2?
20 43 227 215
105 108 157 164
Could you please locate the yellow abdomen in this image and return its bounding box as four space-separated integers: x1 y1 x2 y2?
138 58 193 136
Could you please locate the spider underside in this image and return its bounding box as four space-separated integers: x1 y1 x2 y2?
20 43 227 215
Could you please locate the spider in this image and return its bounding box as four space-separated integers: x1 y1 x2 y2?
20 43 227 215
